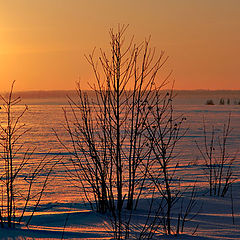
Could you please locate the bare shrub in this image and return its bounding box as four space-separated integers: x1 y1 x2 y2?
0 81 56 228
55 25 172 239
139 90 200 236
56 25 202 239
196 115 236 197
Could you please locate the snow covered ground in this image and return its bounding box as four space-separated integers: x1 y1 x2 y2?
1 95 240 239
1 184 240 240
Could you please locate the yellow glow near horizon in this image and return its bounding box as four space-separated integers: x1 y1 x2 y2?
0 0 240 91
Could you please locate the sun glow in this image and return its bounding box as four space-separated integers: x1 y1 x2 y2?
0 1 240 91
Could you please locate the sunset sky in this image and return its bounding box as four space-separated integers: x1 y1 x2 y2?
0 0 240 91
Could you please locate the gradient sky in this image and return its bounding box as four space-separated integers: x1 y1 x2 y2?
0 0 240 91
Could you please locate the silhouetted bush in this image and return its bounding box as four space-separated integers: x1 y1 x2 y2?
206 99 214 105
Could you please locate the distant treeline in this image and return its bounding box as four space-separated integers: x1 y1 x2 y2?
0 89 240 100
0 90 78 99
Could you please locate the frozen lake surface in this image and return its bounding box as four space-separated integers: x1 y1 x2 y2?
0 91 240 239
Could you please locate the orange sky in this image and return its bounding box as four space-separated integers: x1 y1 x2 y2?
0 0 240 91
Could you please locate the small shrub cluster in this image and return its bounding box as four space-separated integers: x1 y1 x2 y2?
206 99 214 105
55 26 237 239
206 98 240 105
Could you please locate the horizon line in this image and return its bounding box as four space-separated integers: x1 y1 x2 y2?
1 88 240 94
